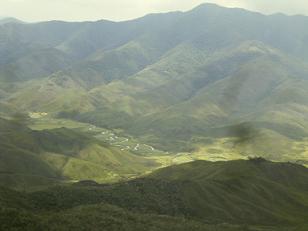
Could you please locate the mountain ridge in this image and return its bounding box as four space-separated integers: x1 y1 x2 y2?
1 2 308 184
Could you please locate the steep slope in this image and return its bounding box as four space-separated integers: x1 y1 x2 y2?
76 41 308 158
0 48 73 82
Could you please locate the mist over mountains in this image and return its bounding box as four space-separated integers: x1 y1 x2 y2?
1 3 308 160
1 4 308 230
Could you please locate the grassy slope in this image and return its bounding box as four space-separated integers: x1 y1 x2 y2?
0 117 158 189
5 73 94 113
73 41 308 159
2 40 308 165
0 48 73 82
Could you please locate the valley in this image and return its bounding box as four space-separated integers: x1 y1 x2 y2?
29 115 308 167
1 2 308 230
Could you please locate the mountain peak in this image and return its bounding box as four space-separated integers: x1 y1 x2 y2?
191 3 225 11
0 17 23 24
190 2 263 16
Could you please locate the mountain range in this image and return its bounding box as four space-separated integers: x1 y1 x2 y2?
1 3 308 230
1 4 308 162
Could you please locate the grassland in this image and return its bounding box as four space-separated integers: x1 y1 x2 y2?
28 116 308 170
0 116 160 190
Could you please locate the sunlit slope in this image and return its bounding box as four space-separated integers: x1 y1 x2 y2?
5 73 96 114
0 117 157 189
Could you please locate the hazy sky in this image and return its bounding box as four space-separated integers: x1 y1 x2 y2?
1 0 308 22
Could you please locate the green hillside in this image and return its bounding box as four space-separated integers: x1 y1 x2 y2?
0 189 248 231
1 159 307 230
73 41 308 159
1 4 308 162
2 3 308 230
0 117 158 190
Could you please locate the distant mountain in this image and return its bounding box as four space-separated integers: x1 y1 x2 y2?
0 17 23 25
1 3 308 162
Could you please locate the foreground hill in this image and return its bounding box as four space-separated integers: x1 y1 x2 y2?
1 159 307 230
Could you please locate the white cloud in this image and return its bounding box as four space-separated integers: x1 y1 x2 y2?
0 0 308 22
